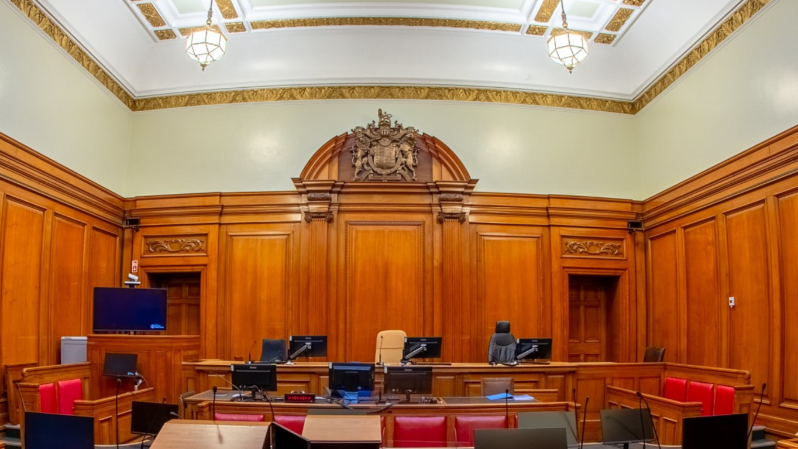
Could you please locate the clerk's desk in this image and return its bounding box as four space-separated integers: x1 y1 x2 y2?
150 420 270 449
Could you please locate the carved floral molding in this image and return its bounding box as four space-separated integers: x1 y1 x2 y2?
562 240 623 257
144 237 207 255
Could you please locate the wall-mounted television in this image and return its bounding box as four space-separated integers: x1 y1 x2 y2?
93 287 167 332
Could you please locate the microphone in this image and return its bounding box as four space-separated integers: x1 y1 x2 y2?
580 396 589 449
212 386 218 422
505 389 510 428
140 398 166 449
115 378 121 449
169 411 180 418
376 336 384 367
637 391 661 449
637 391 646 449
247 340 257 364
572 388 578 443
748 383 767 440
211 373 245 400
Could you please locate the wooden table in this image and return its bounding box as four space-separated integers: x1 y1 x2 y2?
149 420 270 449
303 415 381 443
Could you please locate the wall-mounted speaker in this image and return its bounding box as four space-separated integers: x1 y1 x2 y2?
627 220 643 233
124 217 140 231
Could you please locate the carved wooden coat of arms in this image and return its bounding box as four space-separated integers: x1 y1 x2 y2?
351 110 418 181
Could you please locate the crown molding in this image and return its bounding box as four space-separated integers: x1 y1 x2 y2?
9 0 772 115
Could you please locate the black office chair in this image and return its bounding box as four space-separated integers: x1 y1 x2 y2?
643 346 665 362
488 321 516 364
260 339 287 363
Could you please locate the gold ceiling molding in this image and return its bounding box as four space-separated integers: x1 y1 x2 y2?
250 17 522 33
534 0 560 23
7 0 773 116
179 25 222 36
623 0 646 6
131 86 635 114
136 3 165 28
594 33 617 45
605 8 634 32
214 0 238 20
9 0 134 109
552 28 593 39
632 0 773 112
225 22 246 33
525 25 547 36
154 29 177 40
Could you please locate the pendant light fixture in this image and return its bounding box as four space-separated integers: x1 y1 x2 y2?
185 0 227 71
547 0 589 73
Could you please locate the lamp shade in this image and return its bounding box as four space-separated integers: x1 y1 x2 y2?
547 31 589 73
185 27 227 70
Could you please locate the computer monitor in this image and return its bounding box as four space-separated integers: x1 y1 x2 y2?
517 411 578 447
474 428 567 449
131 401 179 436
328 363 374 397
401 337 442 363
600 408 654 448
25 411 94 449
93 287 167 332
288 335 327 362
682 413 748 449
515 338 553 363
103 353 138 378
231 363 278 398
383 366 433 402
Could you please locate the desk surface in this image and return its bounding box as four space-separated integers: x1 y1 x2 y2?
302 415 381 442
150 420 270 449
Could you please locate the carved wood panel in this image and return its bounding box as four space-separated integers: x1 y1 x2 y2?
50 215 87 363
683 219 721 367
647 231 680 362
143 236 207 256
778 191 798 405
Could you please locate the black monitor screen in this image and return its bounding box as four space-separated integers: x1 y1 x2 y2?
600 409 654 445
328 363 374 392
384 366 433 396
131 401 179 435
25 411 94 449
93 287 167 332
231 364 278 392
516 338 553 362
682 413 748 449
475 428 567 449
402 337 443 361
517 411 577 447
288 335 327 359
103 353 138 378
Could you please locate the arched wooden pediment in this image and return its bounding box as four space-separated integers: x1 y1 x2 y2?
298 110 472 183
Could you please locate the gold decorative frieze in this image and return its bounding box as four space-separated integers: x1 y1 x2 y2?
225 22 246 33
605 8 634 32
144 237 207 255
215 0 238 19
623 0 646 5
179 25 222 36
525 25 548 36
251 17 521 33
552 28 593 39
534 0 560 23
563 240 624 257
154 29 176 40
137 3 166 28
594 33 617 45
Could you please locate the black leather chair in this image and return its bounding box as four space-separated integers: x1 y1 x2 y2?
643 346 665 362
487 321 516 364
260 339 287 363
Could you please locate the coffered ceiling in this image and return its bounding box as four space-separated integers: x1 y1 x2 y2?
9 0 772 112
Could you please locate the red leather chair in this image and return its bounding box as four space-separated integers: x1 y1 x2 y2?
56 379 83 415
38 383 57 414
687 381 714 416
714 385 735 415
393 416 447 448
662 377 688 402
274 415 306 434
455 415 507 446
214 413 265 422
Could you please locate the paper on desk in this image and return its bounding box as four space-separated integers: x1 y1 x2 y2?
486 393 535 401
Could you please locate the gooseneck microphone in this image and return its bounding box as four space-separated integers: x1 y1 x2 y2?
638 392 646 449
748 383 767 440
212 386 218 421
637 391 661 449
572 388 578 442
247 340 257 364
376 336 385 367
580 396 589 449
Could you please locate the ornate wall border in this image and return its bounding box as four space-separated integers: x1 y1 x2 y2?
9 0 772 115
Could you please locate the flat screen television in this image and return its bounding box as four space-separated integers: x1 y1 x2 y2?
25 412 94 449
93 287 167 332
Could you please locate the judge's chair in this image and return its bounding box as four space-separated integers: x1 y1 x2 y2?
375 330 407 365
643 346 666 362
487 321 516 365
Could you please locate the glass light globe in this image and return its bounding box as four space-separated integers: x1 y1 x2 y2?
185 27 227 71
548 31 589 73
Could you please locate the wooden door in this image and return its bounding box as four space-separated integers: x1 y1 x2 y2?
150 273 201 336
568 276 608 362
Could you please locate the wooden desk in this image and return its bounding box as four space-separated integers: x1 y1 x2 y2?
303 415 381 443
150 420 270 449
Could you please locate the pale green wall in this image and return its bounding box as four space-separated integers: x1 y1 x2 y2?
635 0 798 199
128 102 638 197
0 2 131 194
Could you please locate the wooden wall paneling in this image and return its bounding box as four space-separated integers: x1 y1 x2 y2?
725 202 772 399
682 218 721 367
765 195 783 415
440 217 467 362
87 227 122 334
646 230 681 362
49 214 87 364
777 190 798 409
